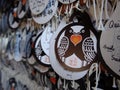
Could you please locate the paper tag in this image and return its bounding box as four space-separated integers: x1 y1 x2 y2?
41 25 55 56
32 0 58 24
29 0 49 15
49 18 89 80
17 0 29 19
100 1 120 78
34 31 51 65
8 8 19 29
55 18 97 71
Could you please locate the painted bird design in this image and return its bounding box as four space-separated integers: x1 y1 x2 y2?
57 24 96 64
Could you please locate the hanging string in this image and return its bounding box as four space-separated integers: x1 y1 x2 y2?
72 80 75 88
97 0 105 31
87 62 101 90
112 77 117 88
63 79 66 89
95 62 101 89
110 0 118 16
93 0 98 28
104 0 109 20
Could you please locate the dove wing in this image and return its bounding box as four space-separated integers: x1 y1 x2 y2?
82 37 96 62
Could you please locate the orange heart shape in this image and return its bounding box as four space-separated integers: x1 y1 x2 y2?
70 35 82 46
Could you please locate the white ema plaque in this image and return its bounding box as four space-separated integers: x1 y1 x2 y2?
100 1 120 78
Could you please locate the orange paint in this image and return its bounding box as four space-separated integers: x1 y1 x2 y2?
22 0 26 5
31 42 34 48
100 63 107 72
31 69 36 76
70 35 82 46
79 0 86 6
60 5 66 15
13 12 17 18
50 77 56 85
11 86 15 90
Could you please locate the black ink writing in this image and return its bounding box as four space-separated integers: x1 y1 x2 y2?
109 20 120 28
112 55 120 62
67 74 72 79
117 35 120 40
103 45 114 52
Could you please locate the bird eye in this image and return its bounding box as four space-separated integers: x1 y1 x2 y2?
69 30 73 33
81 29 85 33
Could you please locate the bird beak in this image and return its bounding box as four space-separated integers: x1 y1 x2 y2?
70 34 82 46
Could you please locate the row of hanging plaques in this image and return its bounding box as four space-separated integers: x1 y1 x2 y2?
0 0 120 81
32 0 120 80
